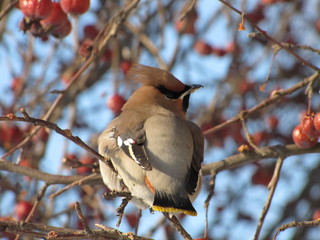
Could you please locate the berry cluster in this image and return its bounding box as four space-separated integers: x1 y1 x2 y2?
194 40 235 57
292 113 320 148
174 8 235 57
63 153 97 175
17 0 90 39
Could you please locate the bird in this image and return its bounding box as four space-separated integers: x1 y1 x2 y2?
98 64 204 216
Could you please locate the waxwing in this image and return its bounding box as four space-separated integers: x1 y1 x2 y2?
98 64 204 216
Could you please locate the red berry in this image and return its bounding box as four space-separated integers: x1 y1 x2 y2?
252 131 270 146
50 18 72 38
239 80 255 94
201 122 224 147
316 19 320 33
60 0 90 15
211 47 227 57
65 153 78 161
246 4 265 23
228 122 245 145
19 0 52 19
0 124 24 149
313 209 320 220
125 213 138 228
76 156 96 175
107 94 126 115
225 42 236 53
101 48 112 63
175 20 196 35
174 8 197 35
194 40 212 55
292 125 318 149
19 158 34 181
19 158 30 167
32 127 49 142
251 167 273 186
300 114 319 138
314 112 320 133
11 77 22 93
267 115 279 129
261 0 277 5
120 60 132 75
40 2 68 30
62 153 79 168
79 39 94 58
15 200 33 220
83 24 99 40
61 68 77 85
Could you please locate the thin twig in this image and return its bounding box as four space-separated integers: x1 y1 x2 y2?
125 21 167 69
260 46 280 92
1 0 141 161
203 171 217 239
103 191 132 199
0 0 18 21
272 219 320 240
74 202 93 234
145 216 167 237
14 183 49 240
0 109 112 168
201 143 320 176
0 220 151 240
0 159 102 185
179 0 197 21
135 209 142 235
49 173 98 199
203 72 320 136
239 111 264 155
305 75 316 115
116 195 133 227
218 0 320 72
281 42 320 55
253 157 285 240
163 213 192 240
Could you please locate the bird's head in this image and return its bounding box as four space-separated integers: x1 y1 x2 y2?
123 65 202 118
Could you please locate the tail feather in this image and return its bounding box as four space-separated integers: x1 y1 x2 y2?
152 190 197 216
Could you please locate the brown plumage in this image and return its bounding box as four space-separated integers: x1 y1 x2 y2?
98 64 204 216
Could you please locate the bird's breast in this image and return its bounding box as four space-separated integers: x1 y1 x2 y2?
143 114 194 182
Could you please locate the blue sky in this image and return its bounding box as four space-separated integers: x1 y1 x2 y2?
1 1 320 239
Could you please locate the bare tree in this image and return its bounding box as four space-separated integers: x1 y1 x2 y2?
1 0 320 239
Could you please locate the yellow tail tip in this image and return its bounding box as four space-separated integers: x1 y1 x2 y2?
152 205 197 216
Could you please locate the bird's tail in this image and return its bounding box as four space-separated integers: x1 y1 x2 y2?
152 190 197 216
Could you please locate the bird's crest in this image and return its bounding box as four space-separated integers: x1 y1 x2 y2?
127 64 186 93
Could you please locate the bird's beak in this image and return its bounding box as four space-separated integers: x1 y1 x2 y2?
188 84 203 93
180 84 203 98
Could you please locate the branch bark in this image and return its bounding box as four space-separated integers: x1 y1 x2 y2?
0 160 102 185
202 143 320 175
0 220 152 240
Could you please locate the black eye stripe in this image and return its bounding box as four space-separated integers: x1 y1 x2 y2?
156 85 191 112
157 85 181 99
157 85 192 99
182 94 190 111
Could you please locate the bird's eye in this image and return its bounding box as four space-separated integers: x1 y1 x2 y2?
157 85 181 100
165 93 175 100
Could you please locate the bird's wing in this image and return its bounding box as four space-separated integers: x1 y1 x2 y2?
113 110 152 171
185 121 204 195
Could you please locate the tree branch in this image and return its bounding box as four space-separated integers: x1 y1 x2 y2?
0 160 102 185
201 143 320 175
218 0 320 72
203 72 320 136
253 157 285 240
0 220 152 240
272 219 320 240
